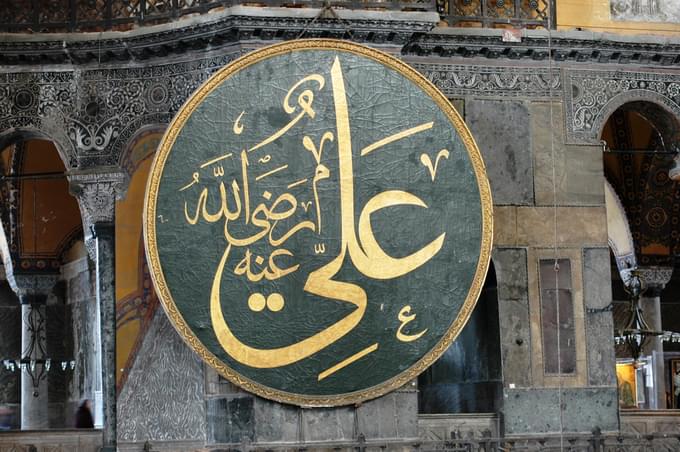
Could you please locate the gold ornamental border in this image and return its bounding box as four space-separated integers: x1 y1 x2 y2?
143 39 493 407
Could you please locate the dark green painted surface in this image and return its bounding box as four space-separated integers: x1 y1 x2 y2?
154 48 484 397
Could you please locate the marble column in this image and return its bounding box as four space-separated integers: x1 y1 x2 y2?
638 266 672 410
13 274 58 430
68 168 127 451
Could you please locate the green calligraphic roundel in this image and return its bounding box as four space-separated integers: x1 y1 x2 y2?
145 40 492 406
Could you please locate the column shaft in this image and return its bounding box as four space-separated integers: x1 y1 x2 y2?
68 167 127 451
94 224 116 449
641 294 665 409
20 301 48 429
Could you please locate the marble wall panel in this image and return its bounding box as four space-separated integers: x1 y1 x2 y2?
303 405 355 442
503 387 618 434
118 309 206 443
206 396 254 444
493 206 608 248
466 100 533 206
492 248 531 388
531 102 604 207
583 248 616 387
252 397 299 443
68 278 97 405
355 391 418 440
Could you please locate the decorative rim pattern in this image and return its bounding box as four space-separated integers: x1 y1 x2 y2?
143 39 493 407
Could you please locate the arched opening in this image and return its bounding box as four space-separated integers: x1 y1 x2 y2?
0 137 89 430
601 100 680 413
418 260 502 415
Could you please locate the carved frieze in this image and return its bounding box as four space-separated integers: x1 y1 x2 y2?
0 53 241 168
563 69 680 144
410 62 560 99
637 266 673 293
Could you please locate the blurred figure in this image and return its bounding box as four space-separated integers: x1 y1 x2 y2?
74 399 94 428
0 405 12 430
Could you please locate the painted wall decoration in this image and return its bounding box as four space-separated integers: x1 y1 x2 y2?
144 40 492 406
616 362 638 408
116 130 163 390
610 0 680 22
0 140 82 273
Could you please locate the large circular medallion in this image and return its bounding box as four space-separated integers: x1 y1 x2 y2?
144 40 492 406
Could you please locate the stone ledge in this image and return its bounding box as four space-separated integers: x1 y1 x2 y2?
0 429 103 452
493 206 608 248
118 439 205 452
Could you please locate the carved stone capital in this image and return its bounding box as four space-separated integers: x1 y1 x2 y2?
68 168 128 261
11 274 59 303
637 266 673 296
68 168 128 227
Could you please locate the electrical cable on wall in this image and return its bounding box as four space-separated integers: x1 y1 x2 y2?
544 7 566 450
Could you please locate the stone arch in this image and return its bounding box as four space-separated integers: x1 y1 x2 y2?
0 131 83 285
0 125 77 169
592 90 680 146
117 123 167 175
0 216 17 292
621 102 680 146
112 114 173 167
600 96 680 266
605 179 636 282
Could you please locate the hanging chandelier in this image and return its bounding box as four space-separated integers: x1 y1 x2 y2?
0 163 76 397
614 268 680 363
1 301 75 397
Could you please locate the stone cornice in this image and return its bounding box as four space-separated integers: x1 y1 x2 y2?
404 29 680 67
0 7 437 66
2 12 680 68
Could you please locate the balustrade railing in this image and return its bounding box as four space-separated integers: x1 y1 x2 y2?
0 0 435 33
252 433 680 451
124 433 680 451
2 431 679 451
438 0 554 28
0 0 553 33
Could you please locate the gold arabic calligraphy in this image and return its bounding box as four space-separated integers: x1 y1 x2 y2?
181 57 447 374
